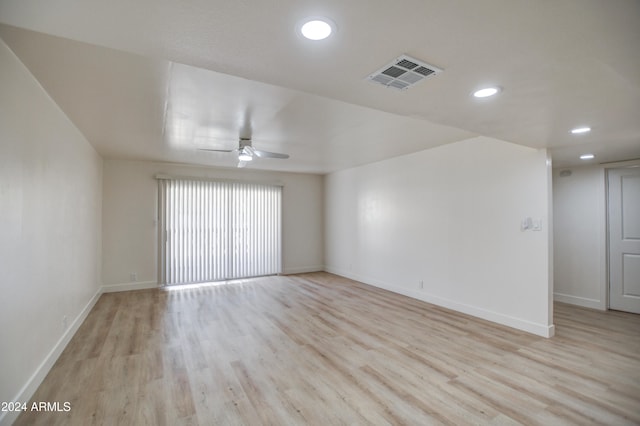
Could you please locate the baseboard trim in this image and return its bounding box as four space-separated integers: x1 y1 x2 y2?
1 279 163 425
326 267 555 338
0 286 103 426
281 266 325 275
101 280 158 293
554 292 604 310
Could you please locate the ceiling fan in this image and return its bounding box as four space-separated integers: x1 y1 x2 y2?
199 138 289 168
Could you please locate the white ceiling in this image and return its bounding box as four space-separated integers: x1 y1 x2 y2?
1 0 639 173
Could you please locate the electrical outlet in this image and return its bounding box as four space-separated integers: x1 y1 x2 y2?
419 280 424 289
62 315 68 331
130 272 138 282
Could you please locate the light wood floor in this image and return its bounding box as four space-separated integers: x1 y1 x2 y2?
16 272 640 425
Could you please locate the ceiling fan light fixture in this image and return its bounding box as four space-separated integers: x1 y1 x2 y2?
238 152 253 162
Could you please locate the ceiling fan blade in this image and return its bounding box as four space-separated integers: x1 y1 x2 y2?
253 149 289 159
198 148 236 153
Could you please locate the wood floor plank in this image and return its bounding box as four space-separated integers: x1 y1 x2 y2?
13 272 640 425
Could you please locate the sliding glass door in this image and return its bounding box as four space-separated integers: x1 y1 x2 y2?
158 177 282 285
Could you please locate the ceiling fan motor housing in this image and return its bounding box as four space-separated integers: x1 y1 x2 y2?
239 138 252 149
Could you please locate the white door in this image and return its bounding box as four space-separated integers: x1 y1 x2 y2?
608 167 640 314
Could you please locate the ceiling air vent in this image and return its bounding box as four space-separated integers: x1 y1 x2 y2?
366 54 443 91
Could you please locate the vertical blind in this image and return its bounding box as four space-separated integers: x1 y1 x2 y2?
158 177 282 285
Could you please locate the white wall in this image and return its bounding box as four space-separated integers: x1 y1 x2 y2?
325 136 554 337
552 166 607 309
0 39 103 425
102 160 324 288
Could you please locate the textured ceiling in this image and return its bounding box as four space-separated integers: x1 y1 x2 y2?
1 0 639 173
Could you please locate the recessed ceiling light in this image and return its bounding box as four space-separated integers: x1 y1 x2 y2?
580 154 595 160
473 87 501 98
299 18 334 40
571 126 591 134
